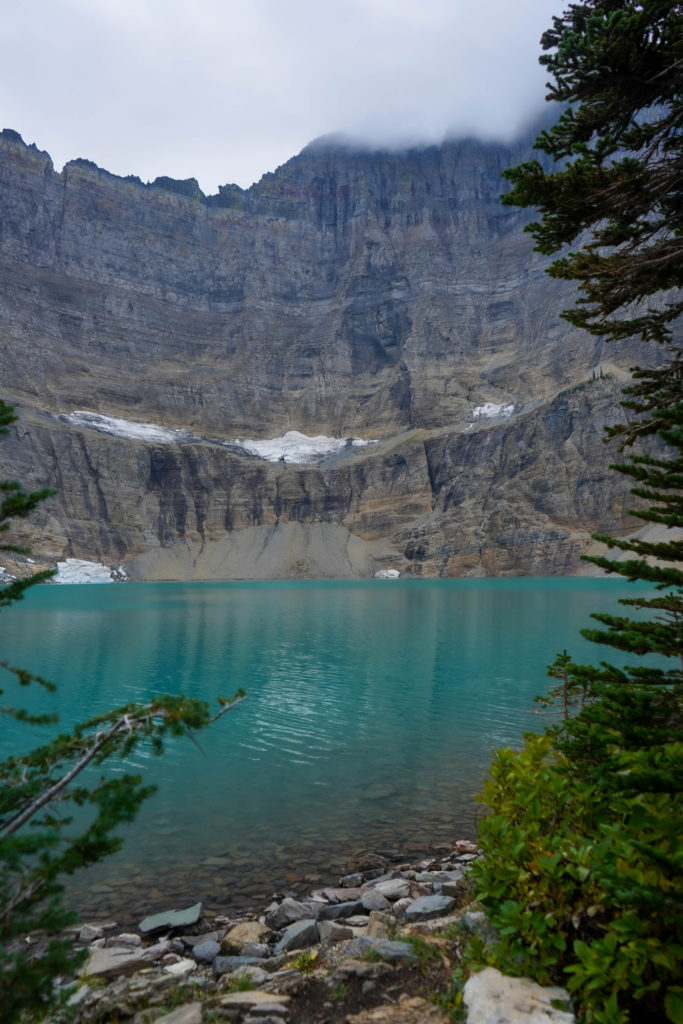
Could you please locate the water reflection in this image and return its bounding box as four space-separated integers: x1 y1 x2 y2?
0 579 640 920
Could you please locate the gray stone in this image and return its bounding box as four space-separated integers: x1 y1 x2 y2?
66 983 91 1008
221 920 271 953
78 923 105 943
220 991 290 1011
84 945 151 978
265 897 321 929
159 1000 203 1024
461 910 488 930
225 965 270 987
274 918 319 954
214 955 263 975
414 871 455 884
391 897 414 921
318 919 354 943
243 1017 288 1024
138 902 202 935
142 939 172 960
463 967 575 1024
182 929 224 947
163 957 197 976
260 953 288 972
345 915 371 927
374 878 411 901
192 939 221 963
114 932 142 947
343 937 416 961
333 958 394 980
243 1003 289 1017
366 910 395 939
454 840 478 855
441 883 461 898
318 899 364 921
404 894 456 922
316 886 362 903
360 888 392 912
339 872 363 887
240 942 270 958
405 913 462 935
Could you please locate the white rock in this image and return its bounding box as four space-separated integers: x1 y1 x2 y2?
67 983 91 1007
163 957 197 977
84 945 149 978
375 569 401 579
374 878 411 901
463 967 574 1024
155 1001 203 1023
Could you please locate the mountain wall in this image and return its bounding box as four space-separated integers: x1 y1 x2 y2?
0 127 652 578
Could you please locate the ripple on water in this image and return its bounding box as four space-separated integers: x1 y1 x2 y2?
0 578 650 922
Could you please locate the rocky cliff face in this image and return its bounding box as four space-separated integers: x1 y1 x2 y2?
0 127 653 578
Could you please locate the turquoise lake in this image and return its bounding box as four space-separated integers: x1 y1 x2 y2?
0 578 642 923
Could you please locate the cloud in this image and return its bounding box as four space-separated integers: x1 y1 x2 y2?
0 0 563 191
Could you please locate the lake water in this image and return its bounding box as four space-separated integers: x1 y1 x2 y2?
0 578 639 924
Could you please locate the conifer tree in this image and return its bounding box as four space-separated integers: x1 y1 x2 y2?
467 4 683 1022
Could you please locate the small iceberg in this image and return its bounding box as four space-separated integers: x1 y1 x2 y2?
234 430 376 464
375 569 401 579
472 403 514 420
53 558 127 584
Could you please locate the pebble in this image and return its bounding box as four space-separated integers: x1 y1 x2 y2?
66 840 482 1022
163 957 197 977
404 894 457 922
192 939 221 963
274 918 319 954
373 878 411 901
138 901 202 935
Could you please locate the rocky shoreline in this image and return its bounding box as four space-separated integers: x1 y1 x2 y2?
52 839 575 1024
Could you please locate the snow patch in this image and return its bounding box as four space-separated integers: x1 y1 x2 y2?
63 412 376 464
234 430 376 464
54 558 127 584
375 569 401 579
63 411 196 444
472 403 514 420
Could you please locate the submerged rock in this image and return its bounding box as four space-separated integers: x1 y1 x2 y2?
138 902 202 935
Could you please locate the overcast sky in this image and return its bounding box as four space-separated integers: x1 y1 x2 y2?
1 0 564 193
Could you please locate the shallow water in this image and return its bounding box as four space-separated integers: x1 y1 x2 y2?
0 578 642 924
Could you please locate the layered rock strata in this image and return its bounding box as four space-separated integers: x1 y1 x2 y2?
1 378 642 578
0 126 653 577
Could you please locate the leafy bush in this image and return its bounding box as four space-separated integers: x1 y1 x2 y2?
471 737 683 1023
